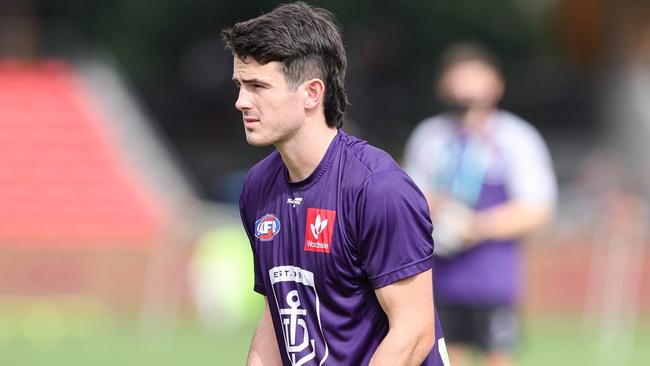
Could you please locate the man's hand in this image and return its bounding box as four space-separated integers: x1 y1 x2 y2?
432 199 475 257
428 193 553 256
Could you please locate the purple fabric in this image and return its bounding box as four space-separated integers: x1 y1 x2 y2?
239 130 446 365
434 177 520 305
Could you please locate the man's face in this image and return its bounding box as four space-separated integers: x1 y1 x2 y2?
232 57 305 146
437 60 504 112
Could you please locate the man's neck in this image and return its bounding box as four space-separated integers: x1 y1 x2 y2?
460 108 497 134
276 120 338 183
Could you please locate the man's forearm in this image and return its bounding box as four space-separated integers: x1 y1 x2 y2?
368 326 435 366
247 301 282 366
426 190 552 241
472 201 553 242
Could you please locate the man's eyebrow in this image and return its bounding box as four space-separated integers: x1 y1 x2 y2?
232 77 271 86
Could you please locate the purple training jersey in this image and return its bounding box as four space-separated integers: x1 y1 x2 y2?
239 130 449 366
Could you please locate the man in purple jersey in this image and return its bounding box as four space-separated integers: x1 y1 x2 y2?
221 3 449 365
404 43 557 366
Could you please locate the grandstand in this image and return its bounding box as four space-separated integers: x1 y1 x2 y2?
0 58 202 318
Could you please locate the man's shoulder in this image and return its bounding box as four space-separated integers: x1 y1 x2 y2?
414 114 455 134
241 150 283 197
337 132 420 201
406 114 456 149
248 149 282 175
493 110 547 147
339 132 402 178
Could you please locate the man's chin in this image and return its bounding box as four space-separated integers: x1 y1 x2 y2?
245 135 273 147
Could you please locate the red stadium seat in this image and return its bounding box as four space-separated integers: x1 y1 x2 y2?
0 59 167 246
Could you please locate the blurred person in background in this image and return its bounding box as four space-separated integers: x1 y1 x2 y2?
403 42 557 366
222 2 449 365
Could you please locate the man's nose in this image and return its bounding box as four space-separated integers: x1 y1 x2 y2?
235 88 252 111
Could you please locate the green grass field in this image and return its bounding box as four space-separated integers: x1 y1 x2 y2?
519 317 650 366
1 316 649 366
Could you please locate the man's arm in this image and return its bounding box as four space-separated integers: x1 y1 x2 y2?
469 200 553 242
247 298 283 366
426 191 553 244
369 269 436 366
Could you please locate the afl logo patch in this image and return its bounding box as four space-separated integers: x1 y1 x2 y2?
255 214 281 241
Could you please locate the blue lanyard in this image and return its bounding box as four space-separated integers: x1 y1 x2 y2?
436 132 492 206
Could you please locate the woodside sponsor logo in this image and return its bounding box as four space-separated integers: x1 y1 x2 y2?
304 208 336 253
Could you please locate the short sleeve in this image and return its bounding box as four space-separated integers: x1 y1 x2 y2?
239 191 266 295
402 117 452 193
402 119 435 190
501 121 558 207
357 170 434 289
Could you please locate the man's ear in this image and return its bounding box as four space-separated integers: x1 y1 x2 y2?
304 78 325 110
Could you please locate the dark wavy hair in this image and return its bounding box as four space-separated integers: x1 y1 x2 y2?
437 41 503 80
221 2 348 128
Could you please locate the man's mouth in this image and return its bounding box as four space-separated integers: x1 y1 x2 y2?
243 115 260 123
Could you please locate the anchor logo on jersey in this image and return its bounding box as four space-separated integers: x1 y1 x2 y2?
280 291 316 366
270 266 329 365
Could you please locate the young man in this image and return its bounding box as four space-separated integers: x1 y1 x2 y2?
222 3 449 366
403 43 557 366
